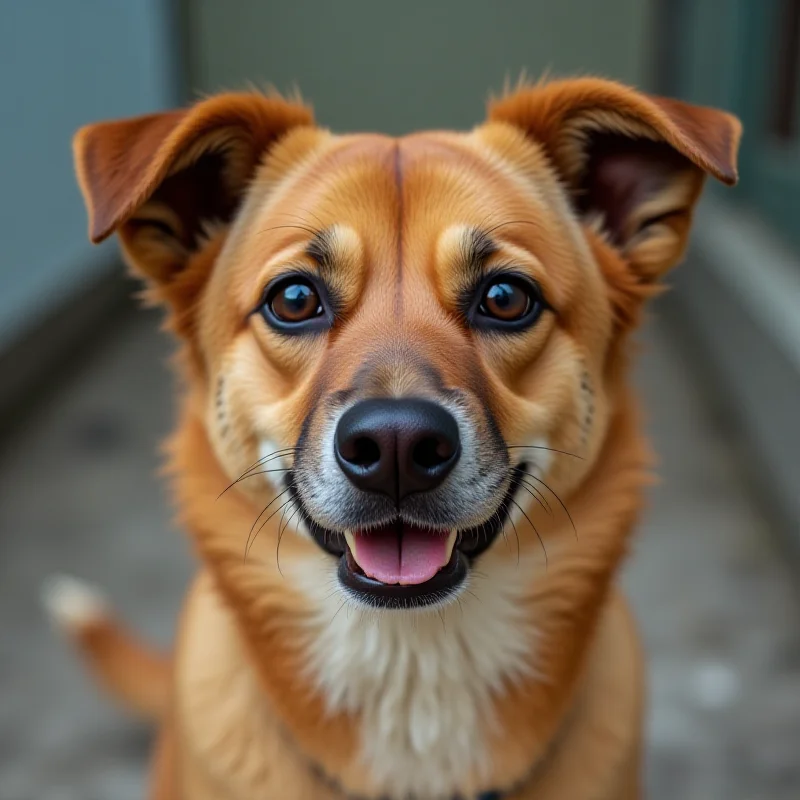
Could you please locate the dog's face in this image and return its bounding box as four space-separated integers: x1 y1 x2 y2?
74 81 740 613
203 129 619 610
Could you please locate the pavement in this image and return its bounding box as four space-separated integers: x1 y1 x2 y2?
1 301 799 799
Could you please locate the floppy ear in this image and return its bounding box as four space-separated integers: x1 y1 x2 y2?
73 93 314 285
488 78 741 279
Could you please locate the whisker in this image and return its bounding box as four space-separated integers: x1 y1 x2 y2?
507 445 583 460
235 467 293 482
242 450 299 476
484 219 541 237
244 486 292 561
259 223 320 238
277 210 328 231
276 501 301 577
454 595 465 618
218 448 299 499
474 209 507 234
304 209 327 230
485 504 507 549
330 598 348 625
275 497 295 565
510 498 547 568
463 588 482 606
246 496 297 562
524 471 578 540
516 478 553 516
437 608 447 634
240 447 299 473
506 513 521 566
249 494 299 555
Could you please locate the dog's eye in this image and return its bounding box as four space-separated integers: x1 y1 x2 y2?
480 281 530 320
258 275 331 333
271 281 321 322
472 275 545 330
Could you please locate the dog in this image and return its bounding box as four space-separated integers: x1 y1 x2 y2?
45 77 740 799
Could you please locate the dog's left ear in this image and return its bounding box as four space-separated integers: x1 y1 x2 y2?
73 93 314 286
489 78 741 279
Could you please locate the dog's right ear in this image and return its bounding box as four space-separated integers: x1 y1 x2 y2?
488 79 740 282
73 93 314 286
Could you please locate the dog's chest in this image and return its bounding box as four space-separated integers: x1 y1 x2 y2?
176 578 340 799
299 559 539 799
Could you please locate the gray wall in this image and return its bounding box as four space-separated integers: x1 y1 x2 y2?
0 1 180 348
185 0 653 134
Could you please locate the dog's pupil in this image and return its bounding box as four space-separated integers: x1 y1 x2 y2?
275 283 318 321
485 282 528 320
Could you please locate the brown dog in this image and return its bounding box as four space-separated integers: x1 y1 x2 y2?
46 78 740 799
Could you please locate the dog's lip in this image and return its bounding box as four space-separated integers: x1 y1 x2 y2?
338 545 468 608
287 463 527 566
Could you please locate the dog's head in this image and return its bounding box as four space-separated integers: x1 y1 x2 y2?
74 80 739 612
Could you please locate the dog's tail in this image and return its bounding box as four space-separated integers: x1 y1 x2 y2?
42 575 170 722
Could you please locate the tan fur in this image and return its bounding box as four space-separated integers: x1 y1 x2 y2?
55 78 740 799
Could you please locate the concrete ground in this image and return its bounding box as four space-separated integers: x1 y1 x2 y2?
1 302 799 799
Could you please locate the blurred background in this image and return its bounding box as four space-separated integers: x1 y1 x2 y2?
1 1 799 798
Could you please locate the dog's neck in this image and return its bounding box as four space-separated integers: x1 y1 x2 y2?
170 388 649 799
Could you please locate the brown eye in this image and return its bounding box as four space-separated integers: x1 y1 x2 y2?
470 274 546 331
480 280 531 321
259 274 332 334
270 281 322 322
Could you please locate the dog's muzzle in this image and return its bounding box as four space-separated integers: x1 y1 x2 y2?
332 399 464 596
289 395 520 609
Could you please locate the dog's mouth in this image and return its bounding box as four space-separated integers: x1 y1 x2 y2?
344 524 459 585
288 464 526 608
339 523 467 607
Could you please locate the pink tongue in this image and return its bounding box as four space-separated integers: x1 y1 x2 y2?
352 525 450 586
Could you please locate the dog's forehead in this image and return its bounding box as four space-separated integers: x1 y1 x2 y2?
269 129 535 219
255 128 556 264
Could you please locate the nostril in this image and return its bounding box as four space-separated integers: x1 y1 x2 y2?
412 436 454 470
344 436 381 468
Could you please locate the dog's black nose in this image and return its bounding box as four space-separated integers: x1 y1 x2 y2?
334 399 461 503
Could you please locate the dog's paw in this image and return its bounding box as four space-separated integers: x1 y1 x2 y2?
41 574 109 631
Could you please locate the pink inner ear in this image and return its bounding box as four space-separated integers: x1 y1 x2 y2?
577 133 694 246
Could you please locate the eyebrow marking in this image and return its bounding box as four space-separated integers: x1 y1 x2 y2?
457 227 499 286
464 228 498 266
306 227 335 274
393 142 404 315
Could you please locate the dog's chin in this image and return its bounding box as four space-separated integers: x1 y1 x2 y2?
288 465 527 610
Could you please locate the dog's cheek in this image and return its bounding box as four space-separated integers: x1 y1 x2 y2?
205 334 306 493
206 370 248 483
579 366 596 449
552 361 610 496
577 361 614 466
214 374 231 441
206 362 274 492
497 353 605 498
